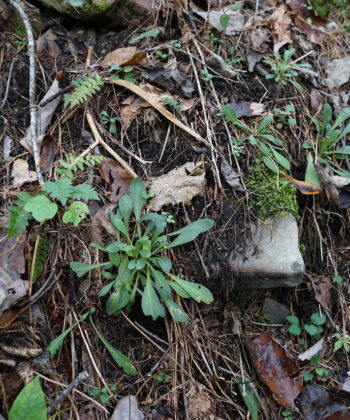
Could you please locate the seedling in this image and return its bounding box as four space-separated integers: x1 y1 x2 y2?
274 105 297 129
332 275 344 284
303 354 329 382
282 410 293 420
70 178 214 323
110 65 137 83
155 372 171 382
100 110 120 135
264 48 311 92
287 312 326 340
221 105 290 173
155 50 168 60
161 97 182 112
226 47 245 66
201 68 214 83
129 28 160 45
333 333 350 352
90 384 117 404
204 33 223 51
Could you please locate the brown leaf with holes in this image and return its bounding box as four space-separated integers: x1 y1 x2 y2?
314 277 332 311
285 175 323 195
268 6 292 53
39 134 57 173
99 158 132 202
249 334 303 408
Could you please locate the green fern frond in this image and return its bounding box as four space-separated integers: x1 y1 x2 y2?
44 177 73 205
71 184 99 201
5 192 33 238
64 75 104 108
29 236 49 282
55 154 104 178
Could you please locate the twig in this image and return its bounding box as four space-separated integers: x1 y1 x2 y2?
86 109 138 178
8 0 43 186
0 57 16 109
47 371 89 415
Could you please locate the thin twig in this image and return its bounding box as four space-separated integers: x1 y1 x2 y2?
47 371 89 414
8 0 43 186
0 57 16 109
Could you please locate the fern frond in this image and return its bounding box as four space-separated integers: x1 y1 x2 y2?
29 236 49 282
44 177 73 205
5 192 33 238
64 75 104 108
71 184 100 201
55 154 104 178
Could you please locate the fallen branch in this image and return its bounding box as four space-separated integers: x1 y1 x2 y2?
7 0 43 186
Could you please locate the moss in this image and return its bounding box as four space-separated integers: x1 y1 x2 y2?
245 166 299 220
308 0 350 17
82 0 110 15
14 18 26 36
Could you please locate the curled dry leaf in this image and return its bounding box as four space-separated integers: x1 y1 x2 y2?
268 6 292 53
315 165 350 208
39 134 58 173
285 174 323 195
220 159 245 191
11 159 37 188
101 46 146 67
90 203 117 244
147 162 206 211
194 9 245 35
226 101 265 118
206 53 238 79
100 158 133 203
142 68 195 98
249 334 303 408
0 267 28 316
298 337 326 361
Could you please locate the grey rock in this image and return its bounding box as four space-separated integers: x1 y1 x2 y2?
325 56 350 89
229 214 305 288
39 0 152 27
263 298 290 324
110 395 144 420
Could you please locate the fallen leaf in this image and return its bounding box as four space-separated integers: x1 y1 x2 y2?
249 334 303 408
225 101 265 118
247 50 263 72
310 89 321 113
0 223 26 274
268 6 292 53
20 78 62 153
121 52 147 67
285 174 323 195
147 162 206 211
3 135 12 160
11 159 37 188
314 277 332 311
220 159 245 191
90 203 117 244
205 53 238 79
194 9 245 35
324 56 350 89
316 165 350 208
0 267 28 316
298 338 326 361
186 381 213 419
250 28 271 52
100 158 133 202
36 28 61 58
101 46 139 67
39 134 58 173
142 68 195 98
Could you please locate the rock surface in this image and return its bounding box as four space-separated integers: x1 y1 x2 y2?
39 0 152 27
263 298 290 324
110 395 144 420
229 214 305 288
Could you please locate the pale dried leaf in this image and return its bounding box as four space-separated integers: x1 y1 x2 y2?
147 162 206 211
298 338 325 361
325 56 350 89
205 53 238 79
0 268 28 316
195 9 245 35
3 135 12 160
268 6 292 53
101 46 137 67
221 159 245 191
11 159 37 187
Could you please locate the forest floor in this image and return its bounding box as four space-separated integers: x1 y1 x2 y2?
1 0 350 419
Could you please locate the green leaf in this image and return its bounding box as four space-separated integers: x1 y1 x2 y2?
221 105 238 123
168 281 190 298
90 318 137 376
24 195 58 222
166 273 213 304
334 146 350 155
288 324 301 336
303 372 314 382
119 194 132 225
259 115 273 132
167 219 214 248
261 156 278 173
304 324 318 336
286 315 300 324
220 14 230 29
71 184 99 201
165 299 189 323
333 107 350 128
106 289 130 314
152 269 171 299
322 103 333 128
9 376 47 420
334 340 343 351
111 214 130 237
238 382 259 420
129 177 147 221
70 261 109 277
270 148 290 170
310 354 320 365
305 153 320 185
47 309 94 357
5 192 33 238
44 177 73 205
152 257 172 272
141 277 165 320
310 313 326 325
62 201 89 226
129 29 160 45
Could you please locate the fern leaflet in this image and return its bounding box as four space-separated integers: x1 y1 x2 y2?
6 192 33 238
44 177 73 205
64 75 104 108
29 236 49 282
72 184 99 201
55 154 104 178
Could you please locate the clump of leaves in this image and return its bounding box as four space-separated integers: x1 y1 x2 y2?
221 106 291 173
70 178 214 323
303 354 329 382
333 333 350 352
90 384 117 404
64 75 104 108
245 166 298 220
110 65 137 83
204 32 223 51
100 110 120 135
55 154 104 178
287 312 326 340
201 68 214 83
264 49 311 92
161 97 182 111
303 104 350 184
274 105 297 129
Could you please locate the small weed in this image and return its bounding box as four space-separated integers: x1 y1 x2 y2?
308 0 350 17
287 312 326 340
333 333 350 352
264 48 311 92
226 47 245 66
274 105 297 129
155 372 171 382
204 32 223 51
110 65 137 83
303 354 329 382
161 97 182 112
201 68 214 83
155 50 168 60
90 384 117 404
332 275 344 284
15 37 27 52
129 28 160 45
100 110 120 135
282 410 293 420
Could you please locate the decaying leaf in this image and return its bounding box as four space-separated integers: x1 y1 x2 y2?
11 159 37 188
220 159 245 191
194 9 245 35
206 53 238 79
147 162 206 211
3 135 12 160
101 46 145 67
316 165 350 208
39 134 58 173
314 276 332 311
90 203 117 244
0 268 28 316
100 158 132 202
0 226 27 274
285 174 323 195
298 337 326 361
247 50 263 72
324 56 350 89
225 101 265 118
142 68 195 98
249 334 303 408
268 6 292 53
186 381 214 419
310 89 321 113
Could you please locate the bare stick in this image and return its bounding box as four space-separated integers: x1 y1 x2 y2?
8 0 44 186
0 57 16 109
47 371 89 414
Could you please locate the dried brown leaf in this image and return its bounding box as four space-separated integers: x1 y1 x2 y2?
268 6 292 53
39 134 58 173
101 47 141 67
0 225 26 274
11 159 37 188
314 276 332 311
100 158 132 202
285 174 323 195
220 159 245 191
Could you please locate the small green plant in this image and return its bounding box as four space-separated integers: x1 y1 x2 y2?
264 49 311 92
303 354 329 382
15 37 27 53
308 0 350 17
90 384 117 403
333 333 350 352
282 410 293 420
332 274 344 284
274 105 297 129
155 50 168 60
129 28 160 45
303 104 350 182
155 372 171 382
226 47 245 66
287 312 326 340
161 97 182 112
100 110 120 134
64 75 104 108
204 33 223 51
245 166 298 219
221 106 290 173
110 65 137 83
201 68 214 83
70 178 214 323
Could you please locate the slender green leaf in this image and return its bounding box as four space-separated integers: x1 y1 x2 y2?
129 177 146 221
305 153 320 185
168 281 190 298
333 107 350 128
166 272 213 304
152 257 172 272
334 146 350 155
141 277 165 320
70 261 109 277
270 148 290 170
165 299 189 323
152 269 171 299
111 214 130 237
262 156 278 173
322 103 333 128
129 29 160 45
238 381 259 420
167 219 214 248
119 194 132 225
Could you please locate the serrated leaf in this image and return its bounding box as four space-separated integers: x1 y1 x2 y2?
167 219 214 248
142 277 165 320
167 273 213 304
24 196 58 222
63 201 89 226
70 261 109 277
71 184 99 201
238 382 259 420
44 177 73 205
165 299 189 323
9 376 47 420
